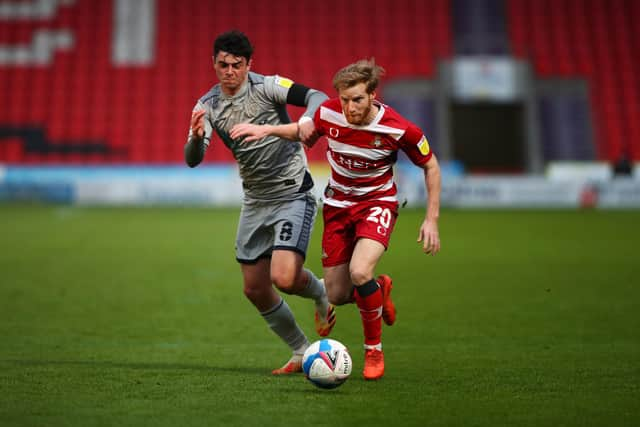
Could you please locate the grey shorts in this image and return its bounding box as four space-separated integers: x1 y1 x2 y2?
235 192 317 264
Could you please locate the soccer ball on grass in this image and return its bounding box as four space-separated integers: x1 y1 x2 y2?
302 339 352 389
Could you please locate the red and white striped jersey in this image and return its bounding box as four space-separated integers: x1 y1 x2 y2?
314 98 433 208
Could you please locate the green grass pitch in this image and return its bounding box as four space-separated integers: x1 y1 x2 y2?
1 204 639 426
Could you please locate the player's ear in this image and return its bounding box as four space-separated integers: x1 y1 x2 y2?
247 58 253 70
211 56 216 68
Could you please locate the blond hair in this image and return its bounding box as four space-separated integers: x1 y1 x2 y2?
332 58 386 93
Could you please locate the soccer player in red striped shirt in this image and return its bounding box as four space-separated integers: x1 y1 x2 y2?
231 58 442 380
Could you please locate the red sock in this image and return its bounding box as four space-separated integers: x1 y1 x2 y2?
354 279 383 346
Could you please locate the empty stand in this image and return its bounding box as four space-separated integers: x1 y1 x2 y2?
0 0 451 164
506 0 640 162
453 0 510 55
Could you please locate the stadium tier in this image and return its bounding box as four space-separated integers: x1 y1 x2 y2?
506 0 640 163
0 0 451 164
1 0 637 165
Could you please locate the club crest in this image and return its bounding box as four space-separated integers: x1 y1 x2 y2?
371 135 383 148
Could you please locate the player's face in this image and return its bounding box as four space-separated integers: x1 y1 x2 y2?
213 51 251 96
339 83 376 126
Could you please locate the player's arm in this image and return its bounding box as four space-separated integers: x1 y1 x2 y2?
231 78 327 145
229 122 299 142
418 154 442 255
268 76 328 144
287 86 327 143
399 124 442 255
185 105 212 168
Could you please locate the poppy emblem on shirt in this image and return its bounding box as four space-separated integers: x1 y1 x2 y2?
329 128 339 138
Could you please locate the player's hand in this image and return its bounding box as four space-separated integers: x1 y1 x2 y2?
229 123 270 142
417 219 441 255
298 118 319 147
190 109 206 139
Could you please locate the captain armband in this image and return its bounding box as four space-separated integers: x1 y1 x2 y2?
286 83 311 107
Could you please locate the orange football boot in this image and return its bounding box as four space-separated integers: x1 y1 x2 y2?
377 274 396 326
315 304 337 337
363 348 385 380
271 355 303 375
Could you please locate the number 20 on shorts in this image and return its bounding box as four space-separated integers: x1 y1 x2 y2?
366 207 392 236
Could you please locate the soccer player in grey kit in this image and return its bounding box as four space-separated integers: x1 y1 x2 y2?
185 30 335 374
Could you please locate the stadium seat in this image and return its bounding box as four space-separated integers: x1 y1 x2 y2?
506 0 639 162
0 0 447 164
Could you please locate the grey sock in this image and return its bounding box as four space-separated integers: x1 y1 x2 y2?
261 298 309 354
297 268 330 318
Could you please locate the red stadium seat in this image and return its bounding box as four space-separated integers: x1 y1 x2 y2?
506 0 639 161
0 0 450 164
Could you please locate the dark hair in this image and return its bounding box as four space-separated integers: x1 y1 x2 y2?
213 30 254 60
332 58 386 93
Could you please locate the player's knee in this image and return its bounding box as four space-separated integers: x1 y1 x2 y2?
271 271 297 294
243 285 267 304
349 266 372 287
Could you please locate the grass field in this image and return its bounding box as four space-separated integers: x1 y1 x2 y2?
1 204 639 426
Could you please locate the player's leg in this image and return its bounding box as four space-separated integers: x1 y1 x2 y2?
269 194 334 337
236 203 310 374
240 259 310 375
239 257 281 312
271 249 335 337
321 203 358 306
352 201 397 325
350 201 399 380
350 241 395 325
268 192 318 295
323 263 354 305
350 238 387 380
350 239 385 333
270 249 319 298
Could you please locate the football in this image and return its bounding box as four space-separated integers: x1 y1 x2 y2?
302 339 352 389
